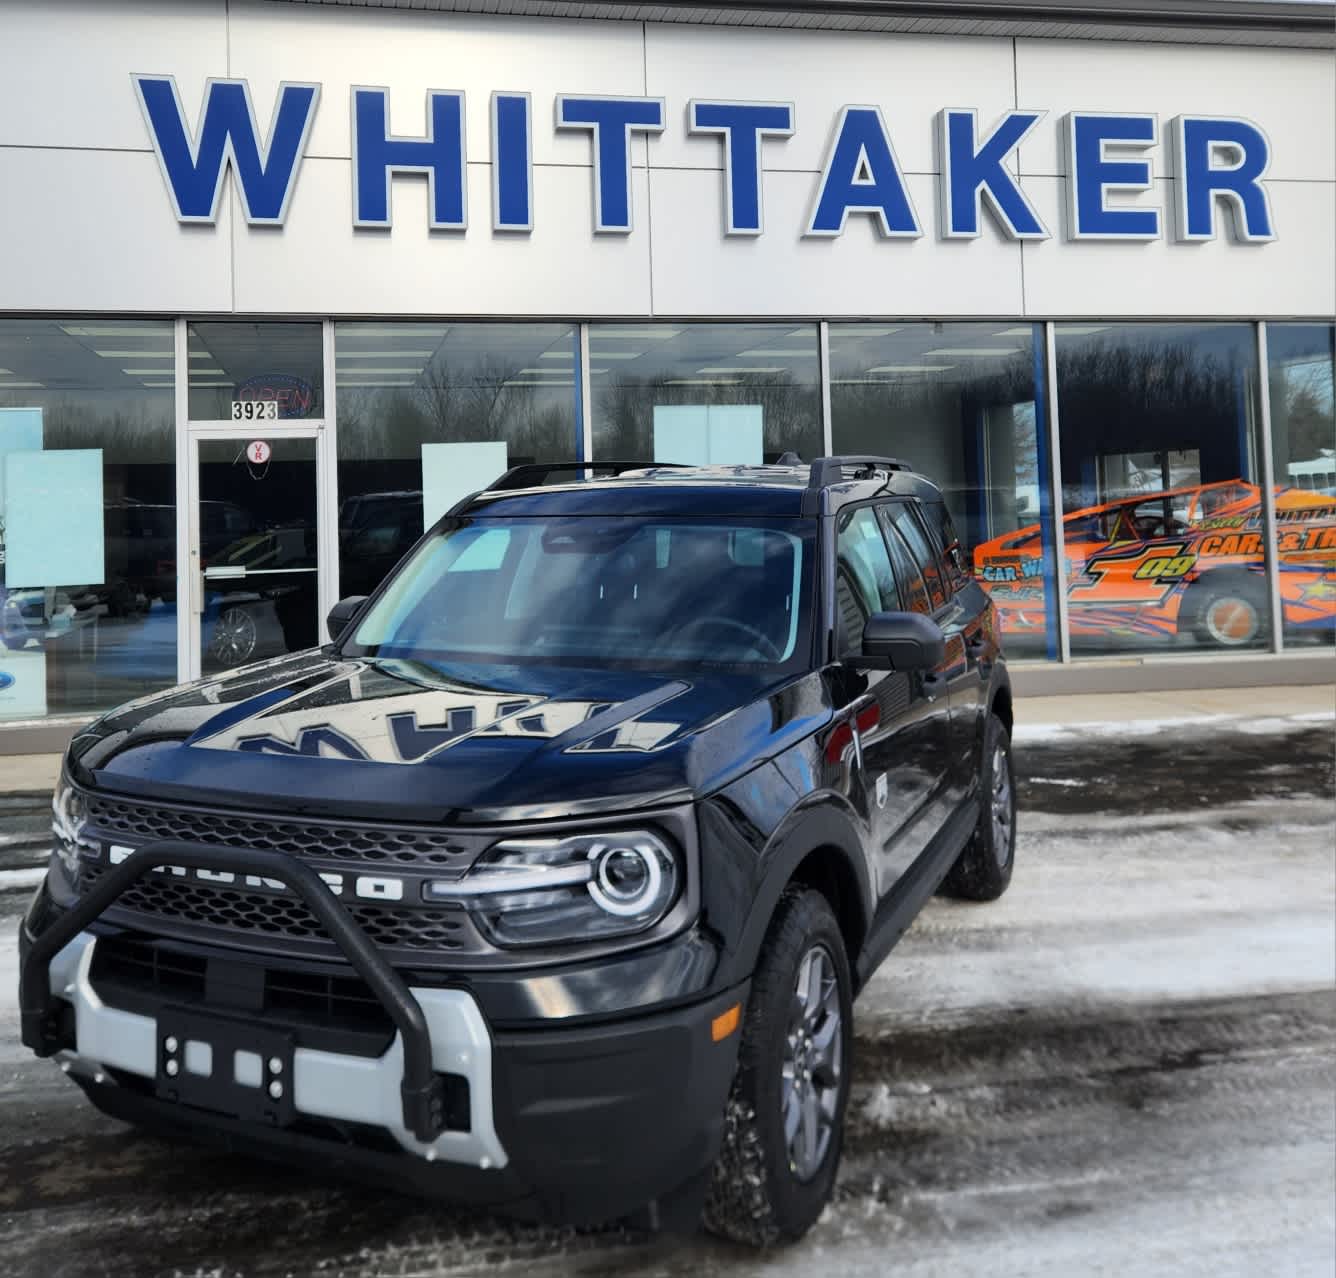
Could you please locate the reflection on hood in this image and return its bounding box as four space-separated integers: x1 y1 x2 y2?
194 658 688 763
67 650 831 821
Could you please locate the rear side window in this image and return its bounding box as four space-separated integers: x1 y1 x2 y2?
927 501 968 590
883 503 947 610
877 511 932 615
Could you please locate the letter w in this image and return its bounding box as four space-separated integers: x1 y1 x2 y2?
134 75 319 225
234 727 369 760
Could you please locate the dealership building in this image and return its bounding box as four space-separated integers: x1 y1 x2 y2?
0 0 1333 750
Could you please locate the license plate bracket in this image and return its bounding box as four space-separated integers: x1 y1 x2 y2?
155 1006 296 1127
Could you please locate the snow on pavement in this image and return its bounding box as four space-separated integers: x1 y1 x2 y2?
0 714 1331 1277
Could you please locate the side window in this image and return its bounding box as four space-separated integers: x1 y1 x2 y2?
877 510 932 615
1130 497 1187 540
835 507 900 656
884 503 947 610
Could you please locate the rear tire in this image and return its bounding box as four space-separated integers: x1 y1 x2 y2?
1187 575 1268 648
941 711 1015 902
702 887 853 1248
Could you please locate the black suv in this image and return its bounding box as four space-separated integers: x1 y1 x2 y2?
18 456 1015 1246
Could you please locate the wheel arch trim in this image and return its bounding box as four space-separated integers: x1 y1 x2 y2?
715 801 873 991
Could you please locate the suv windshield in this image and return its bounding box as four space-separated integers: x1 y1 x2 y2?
344 514 814 671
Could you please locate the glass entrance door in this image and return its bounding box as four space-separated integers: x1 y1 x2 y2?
193 434 320 675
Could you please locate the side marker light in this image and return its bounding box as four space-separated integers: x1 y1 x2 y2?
711 1003 741 1043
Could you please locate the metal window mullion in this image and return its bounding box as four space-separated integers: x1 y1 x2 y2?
579 322 594 468
1255 321 1283 653
319 318 341 619
818 320 834 457
1043 320 1071 663
173 317 193 684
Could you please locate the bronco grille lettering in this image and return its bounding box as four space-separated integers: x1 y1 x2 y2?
104 844 403 899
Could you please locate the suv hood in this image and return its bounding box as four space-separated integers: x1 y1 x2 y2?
69 650 827 822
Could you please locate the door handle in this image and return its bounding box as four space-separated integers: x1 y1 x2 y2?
966 636 987 659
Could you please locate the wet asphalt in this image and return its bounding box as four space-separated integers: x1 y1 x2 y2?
1013 722 1334 816
0 719 1332 1277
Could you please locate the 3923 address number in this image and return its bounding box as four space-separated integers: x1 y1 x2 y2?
231 401 279 422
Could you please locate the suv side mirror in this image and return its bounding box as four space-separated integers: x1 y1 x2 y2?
859 611 946 672
326 595 368 642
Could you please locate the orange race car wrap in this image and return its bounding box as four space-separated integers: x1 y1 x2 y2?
972 479 1336 646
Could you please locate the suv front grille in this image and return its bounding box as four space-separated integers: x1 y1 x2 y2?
76 791 496 962
83 792 484 871
79 862 477 953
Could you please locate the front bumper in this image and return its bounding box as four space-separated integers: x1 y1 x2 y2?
19 864 746 1226
42 931 507 1168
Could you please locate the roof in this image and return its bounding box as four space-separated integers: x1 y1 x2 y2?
283 0 1335 48
465 461 945 518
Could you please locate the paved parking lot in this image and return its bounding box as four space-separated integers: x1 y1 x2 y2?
1 705 1332 1277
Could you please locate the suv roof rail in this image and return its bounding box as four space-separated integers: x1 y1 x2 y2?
801 455 913 514
807 455 913 489
485 460 690 491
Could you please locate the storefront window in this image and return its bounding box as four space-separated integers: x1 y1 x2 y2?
590 323 822 465
0 319 176 721
1266 322 1336 649
1054 323 1269 656
188 321 325 421
335 322 579 598
829 323 1058 660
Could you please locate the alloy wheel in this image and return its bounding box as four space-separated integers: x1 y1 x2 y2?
210 606 258 667
991 743 1014 867
781 943 843 1183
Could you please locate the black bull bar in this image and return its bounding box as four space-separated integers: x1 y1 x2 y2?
20 841 448 1142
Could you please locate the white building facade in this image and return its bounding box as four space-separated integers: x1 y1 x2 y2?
1 0 1333 745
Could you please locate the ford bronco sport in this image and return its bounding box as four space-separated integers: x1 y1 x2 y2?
18 455 1015 1246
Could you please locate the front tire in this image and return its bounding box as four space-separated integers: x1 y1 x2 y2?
942 711 1015 901
703 887 853 1248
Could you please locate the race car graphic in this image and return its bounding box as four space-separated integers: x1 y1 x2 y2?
973 479 1336 647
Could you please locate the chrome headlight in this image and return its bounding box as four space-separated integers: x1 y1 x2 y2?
51 773 92 879
424 829 680 948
